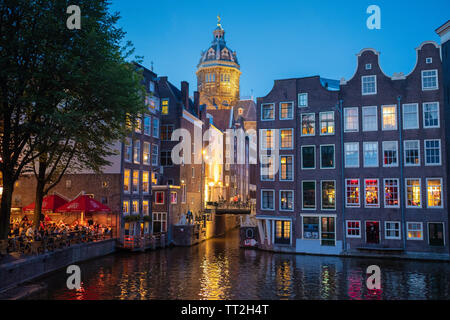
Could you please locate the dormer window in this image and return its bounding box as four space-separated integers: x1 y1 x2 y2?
207 49 215 57
365 64 372 70
362 75 377 95
426 57 433 64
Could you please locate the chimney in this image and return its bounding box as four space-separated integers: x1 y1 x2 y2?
181 81 189 110
194 91 200 117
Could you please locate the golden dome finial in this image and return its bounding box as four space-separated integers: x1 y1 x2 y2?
217 15 222 28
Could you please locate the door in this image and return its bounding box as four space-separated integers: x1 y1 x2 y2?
428 223 444 246
366 221 380 244
321 217 336 246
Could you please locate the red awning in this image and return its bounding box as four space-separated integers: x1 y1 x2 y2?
56 195 111 213
22 194 68 213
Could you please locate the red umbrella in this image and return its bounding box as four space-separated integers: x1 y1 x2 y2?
22 194 68 213
56 195 111 224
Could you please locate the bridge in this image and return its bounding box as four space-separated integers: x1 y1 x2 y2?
204 201 252 215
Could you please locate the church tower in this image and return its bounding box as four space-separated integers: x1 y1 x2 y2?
196 17 241 109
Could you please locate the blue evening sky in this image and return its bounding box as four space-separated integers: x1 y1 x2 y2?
110 0 449 99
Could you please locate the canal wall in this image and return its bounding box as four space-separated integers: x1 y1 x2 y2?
0 239 116 295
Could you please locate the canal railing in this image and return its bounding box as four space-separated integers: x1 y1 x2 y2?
122 233 167 251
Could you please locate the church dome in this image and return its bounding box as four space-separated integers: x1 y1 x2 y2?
198 20 239 68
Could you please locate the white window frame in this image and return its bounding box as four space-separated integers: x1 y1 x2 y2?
302 180 316 210
155 191 165 205
261 189 275 211
301 113 315 137
123 169 131 194
279 190 294 212
345 179 360 208
362 75 377 95
405 178 422 209
381 105 397 131
426 178 443 209
424 139 442 166
382 141 398 168
362 106 378 132
404 140 420 167
385 221 401 240
320 144 335 169
319 111 335 136
426 57 432 64
427 222 446 246
364 178 380 208
261 103 275 121
260 129 275 150
320 180 336 211
402 103 419 130
421 69 438 91
122 200 130 216
298 93 308 107
279 101 294 120
260 155 275 181
365 64 372 70
344 107 359 132
301 145 316 170
346 220 362 238
344 142 360 168
363 141 379 168
383 178 400 208
280 128 294 150
407 222 423 240
422 102 440 129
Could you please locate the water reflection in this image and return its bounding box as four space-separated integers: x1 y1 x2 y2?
37 229 450 300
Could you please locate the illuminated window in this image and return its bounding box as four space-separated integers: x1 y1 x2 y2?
303 217 319 239
384 179 399 208
133 140 140 164
280 190 294 211
280 102 294 120
302 181 316 209
280 155 293 181
280 129 293 149
260 156 274 181
321 180 336 210
407 222 423 240
122 201 130 216
403 104 419 129
301 146 315 169
124 138 132 162
423 102 439 128
143 142 150 165
142 172 149 194
362 75 377 95
421 70 438 90
385 222 401 240
123 169 130 193
144 115 151 135
320 111 335 135
298 93 308 107
261 103 275 120
321 217 336 246
261 129 274 150
155 191 165 204
301 113 315 136
151 172 157 185
344 142 359 168
132 171 139 194
363 142 378 168
406 179 421 208
151 145 159 166
261 190 274 210
170 191 177 204
346 220 361 238
382 105 397 130
132 200 139 214
161 99 169 115
425 139 441 165
142 201 149 216
345 179 360 208
320 145 335 169
362 106 377 131
427 178 442 208
364 179 379 207
275 220 291 245
160 125 174 141
404 140 420 166
382 141 398 167
344 108 358 132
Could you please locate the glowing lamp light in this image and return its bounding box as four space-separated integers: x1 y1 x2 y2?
208 182 215 187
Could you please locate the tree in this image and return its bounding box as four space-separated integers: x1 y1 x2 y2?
0 0 146 239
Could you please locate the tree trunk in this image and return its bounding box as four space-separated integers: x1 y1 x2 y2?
0 175 14 240
33 160 48 229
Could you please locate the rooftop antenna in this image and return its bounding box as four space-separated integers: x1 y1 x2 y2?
151 61 154 72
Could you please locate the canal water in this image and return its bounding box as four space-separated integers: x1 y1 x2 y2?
37 228 449 300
